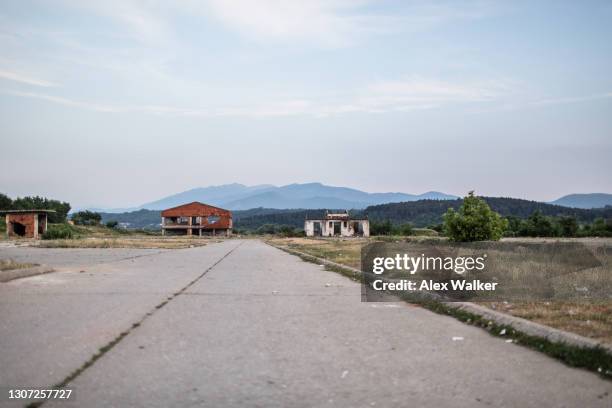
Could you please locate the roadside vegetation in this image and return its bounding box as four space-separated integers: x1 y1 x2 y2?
37 224 212 249
269 236 612 381
267 209 612 346
443 191 507 241
0 259 37 271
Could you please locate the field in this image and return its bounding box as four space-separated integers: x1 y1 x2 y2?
267 236 612 344
0 224 221 249
35 236 217 249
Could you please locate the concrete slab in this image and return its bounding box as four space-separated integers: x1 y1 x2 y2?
0 241 240 407
36 240 611 408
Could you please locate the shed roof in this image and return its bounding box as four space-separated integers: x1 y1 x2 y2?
161 201 231 217
0 209 56 214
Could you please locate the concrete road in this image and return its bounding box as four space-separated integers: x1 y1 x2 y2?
1 240 611 407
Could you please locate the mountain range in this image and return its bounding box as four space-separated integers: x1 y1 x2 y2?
91 183 612 213
97 183 458 213
549 193 612 209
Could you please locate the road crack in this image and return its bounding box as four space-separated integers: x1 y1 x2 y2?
25 241 243 408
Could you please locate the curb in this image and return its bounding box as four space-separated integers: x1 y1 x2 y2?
0 265 55 283
271 243 612 354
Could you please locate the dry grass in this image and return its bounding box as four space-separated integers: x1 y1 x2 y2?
36 236 223 249
267 237 368 269
269 236 612 344
0 258 37 271
485 301 612 344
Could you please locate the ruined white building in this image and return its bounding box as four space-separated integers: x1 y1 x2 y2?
304 211 370 237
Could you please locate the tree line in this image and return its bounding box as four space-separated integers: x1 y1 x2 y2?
0 193 71 223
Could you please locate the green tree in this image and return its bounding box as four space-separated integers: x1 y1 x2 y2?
557 216 578 237
71 210 102 226
443 191 508 242
0 193 12 210
590 218 612 237
12 196 71 223
370 220 392 235
504 215 524 237
106 220 119 229
521 210 558 237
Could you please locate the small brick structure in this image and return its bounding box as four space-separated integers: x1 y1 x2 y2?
1 209 55 239
161 202 232 237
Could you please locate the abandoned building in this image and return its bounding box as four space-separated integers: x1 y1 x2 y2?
161 202 232 236
1 209 55 239
305 211 370 237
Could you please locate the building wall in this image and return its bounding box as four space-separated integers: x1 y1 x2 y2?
304 219 369 237
161 202 232 236
7 213 38 238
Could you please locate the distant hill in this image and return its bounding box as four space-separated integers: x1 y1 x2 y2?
365 197 612 227
99 197 612 230
99 182 457 212
99 209 161 229
550 193 612 209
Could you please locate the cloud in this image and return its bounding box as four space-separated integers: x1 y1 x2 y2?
529 92 612 107
203 0 496 47
205 0 369 47
60 0 172 45
470 91 612 114
3 76 508 117
0 69 57 87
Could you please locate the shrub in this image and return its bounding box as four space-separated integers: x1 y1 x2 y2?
520 210 558 237
443 191 507 242
42 224 76 240
370 220 392 236
587 217 612 237
71 210 102 226
256 223 277 234
556 216 578 237
106 220 118 229
392 223 413 236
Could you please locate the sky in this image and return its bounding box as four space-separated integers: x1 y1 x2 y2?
1 0 611 209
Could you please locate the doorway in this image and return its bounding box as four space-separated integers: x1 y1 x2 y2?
11 222 26 237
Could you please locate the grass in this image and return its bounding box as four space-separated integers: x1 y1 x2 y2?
485 300 612 344
411 296 612 379
0 258 37 271
36 236 218 249
31 224 221 249
269 238 612 379
268 236 612 344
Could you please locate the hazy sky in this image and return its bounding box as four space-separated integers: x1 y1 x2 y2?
1 0 611 209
